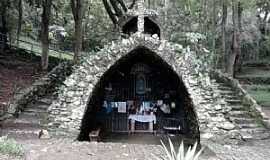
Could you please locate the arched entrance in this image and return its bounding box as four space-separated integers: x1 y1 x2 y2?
144 17 160 37
78 47 199 141
122 16 138 35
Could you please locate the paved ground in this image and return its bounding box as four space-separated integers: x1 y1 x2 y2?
0 138 218 160
206 139 270 160
2 138 270 160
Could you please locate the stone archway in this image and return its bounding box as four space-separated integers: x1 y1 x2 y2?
77 47 199 141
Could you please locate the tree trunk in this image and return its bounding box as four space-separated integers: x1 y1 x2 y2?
212 0 217 58
41 0 52 71
0 0 8 50
110 0 124 16
128 0 137 9
17 0 23 44
234 1 242 72
164 0 169 23
226 0 241 77
103 0 118 25
71 0 84 64
221 0 227 70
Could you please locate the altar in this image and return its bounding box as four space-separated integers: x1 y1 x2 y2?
128 114 156 133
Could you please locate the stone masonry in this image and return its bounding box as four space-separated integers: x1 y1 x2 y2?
48 32 235 140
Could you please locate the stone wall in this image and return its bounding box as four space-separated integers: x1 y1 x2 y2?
48 33 236 140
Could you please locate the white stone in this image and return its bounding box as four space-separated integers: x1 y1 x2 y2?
218 122 235 130
214 105 222 111
39 129 50 139
211 116 226 122
201 133 214 139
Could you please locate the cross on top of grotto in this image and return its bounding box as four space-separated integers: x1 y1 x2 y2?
121 0 161 39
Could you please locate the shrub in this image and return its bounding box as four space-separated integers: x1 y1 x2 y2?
156 138 203 160
0 136 24 157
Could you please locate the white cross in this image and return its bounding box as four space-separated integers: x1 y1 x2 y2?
137 0 145 33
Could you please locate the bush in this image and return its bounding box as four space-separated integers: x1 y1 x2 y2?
0 136 24 157
155 138 203 160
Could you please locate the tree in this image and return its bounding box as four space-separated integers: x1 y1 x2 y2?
221 0 228 69
226 0 242 77
41 0 52 70
256 0 270 35
0 0 9 50
17 0 23 44
102 0 134 25
71 0 84 63
212 0 217 64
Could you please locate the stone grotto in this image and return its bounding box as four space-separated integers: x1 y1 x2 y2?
47 3 251 143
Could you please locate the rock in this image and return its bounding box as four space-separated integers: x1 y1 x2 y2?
218 122 235 131
78 81 87 88
214 105 222 111
64 79 76 87
211 116 226 122
201 133 214 139
228 130 243 140
38 129 51 139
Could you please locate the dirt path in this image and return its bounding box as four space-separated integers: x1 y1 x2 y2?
6 138 216 160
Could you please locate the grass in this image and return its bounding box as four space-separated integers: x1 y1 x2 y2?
245 85 270 107
0 136 24 157
237 68 270 78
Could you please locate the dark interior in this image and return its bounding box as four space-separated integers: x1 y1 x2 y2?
78 47 199 141
122 16 138 35
144 17 161 38
122 16 161 38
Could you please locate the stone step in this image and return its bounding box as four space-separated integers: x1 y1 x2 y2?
27 102 50 110
225 99 242 105
217 86 234 91
2 121 41 129
19 112 44 120
24 108 48 114
229 117 256 124
239 131 270 140
237 123 260 129
240 127 268 134
230 105 245 111
2 117 42 129
37 98 53 105
218 90 236 95
229 111 252 118
19 111 45 117
0 128 41 139
221 95 240 100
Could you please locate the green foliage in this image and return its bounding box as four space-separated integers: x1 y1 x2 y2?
155 139 203 160
0 136 24 157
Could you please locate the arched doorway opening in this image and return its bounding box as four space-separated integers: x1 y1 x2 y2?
122 16 138 35
144 17 160 37
78 47 199 142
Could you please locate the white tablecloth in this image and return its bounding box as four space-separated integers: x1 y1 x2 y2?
128 114 156 124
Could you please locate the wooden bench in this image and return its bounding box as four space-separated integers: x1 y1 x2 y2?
89 128 101 142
